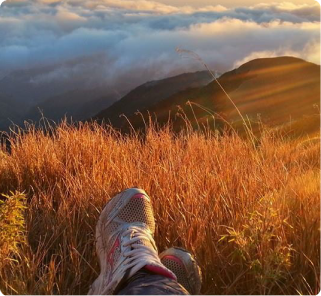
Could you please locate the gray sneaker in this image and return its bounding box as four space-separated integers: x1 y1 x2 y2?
160 247 202 294
88 188 176 295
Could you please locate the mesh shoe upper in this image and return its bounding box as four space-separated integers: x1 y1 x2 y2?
118 196 155 233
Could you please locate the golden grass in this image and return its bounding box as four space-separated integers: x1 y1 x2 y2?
0 122 319 295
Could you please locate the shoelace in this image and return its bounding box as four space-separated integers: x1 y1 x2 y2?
114 225 162 278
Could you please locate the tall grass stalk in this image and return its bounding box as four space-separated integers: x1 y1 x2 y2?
176 48 257 147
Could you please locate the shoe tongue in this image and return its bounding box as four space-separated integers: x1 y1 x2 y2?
122 227 177 283
128 223 156 249
131 233 154 248
136 236 151 245
127 228 177 281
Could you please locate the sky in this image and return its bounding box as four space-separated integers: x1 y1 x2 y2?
158 0 317 8
0 0 319 93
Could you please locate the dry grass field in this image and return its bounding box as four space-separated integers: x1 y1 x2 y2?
0 121 319 295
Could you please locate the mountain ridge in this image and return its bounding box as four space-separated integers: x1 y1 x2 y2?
93 70 214 127
102 56 320 136
0 56 319 136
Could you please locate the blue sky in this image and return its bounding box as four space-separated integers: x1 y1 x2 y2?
0 0 319 91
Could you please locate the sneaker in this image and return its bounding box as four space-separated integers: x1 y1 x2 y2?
88 188 176 295
159 247 202 294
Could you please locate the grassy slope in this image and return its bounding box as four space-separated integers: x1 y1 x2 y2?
0 122 320 295
125 57 320 135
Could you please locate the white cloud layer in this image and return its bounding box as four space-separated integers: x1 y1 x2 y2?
0 0 319 92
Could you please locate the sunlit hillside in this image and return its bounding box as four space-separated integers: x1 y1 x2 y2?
120 57 320 135
0 121 319 295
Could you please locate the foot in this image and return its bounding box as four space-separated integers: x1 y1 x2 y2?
159 247 202 295
88 188 176 295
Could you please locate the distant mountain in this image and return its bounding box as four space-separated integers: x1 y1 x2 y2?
1 56 319 137
0 63 85 105
26 89 118 123
0 55 129 130
93 71 214 127
0 54 118 105
0 95 27 131
0 55 215 131
120 57 320 136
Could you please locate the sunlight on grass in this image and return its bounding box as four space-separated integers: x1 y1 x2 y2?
0 121 319 295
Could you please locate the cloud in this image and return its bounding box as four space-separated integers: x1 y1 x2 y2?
0 0 319 97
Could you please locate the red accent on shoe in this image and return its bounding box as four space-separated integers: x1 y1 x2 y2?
132 193 145 199
107 236 120 268
162 255 184 266
144 265 177 280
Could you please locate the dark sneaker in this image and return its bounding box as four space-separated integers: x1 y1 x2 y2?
160 247 202 294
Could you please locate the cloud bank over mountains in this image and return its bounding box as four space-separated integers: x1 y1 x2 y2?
0 0 319 93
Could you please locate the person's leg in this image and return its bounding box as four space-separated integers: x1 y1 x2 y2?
117 248 202 295
116 268 189 295
88 188 190 295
